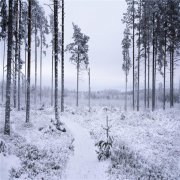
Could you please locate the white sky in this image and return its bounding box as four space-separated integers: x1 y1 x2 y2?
44 0 127 91
0 0 180 92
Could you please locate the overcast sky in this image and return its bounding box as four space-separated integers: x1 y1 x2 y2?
0 0 180 91
44 0 128 91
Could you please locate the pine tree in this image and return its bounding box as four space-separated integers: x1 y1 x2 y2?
122 26 131 111
26 0 32 123
66 23 90 107
122 0 137 110
4 0 14 135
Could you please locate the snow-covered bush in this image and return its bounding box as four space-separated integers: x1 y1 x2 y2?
95 111 113 161
120 113 125 120
110 140 169 179
95 136 113 161
0 139 7 156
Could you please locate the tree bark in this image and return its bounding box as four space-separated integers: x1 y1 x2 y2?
4 0 14 135
144 39 147 109
61 0 64 112
152 12 155 111
51 41 54 107
2 39 6 103
26 0 32 123
18 0 22 111
132 0 135 110
34 18 37 105
14 0 19 108
137 0 141 111
76 53 80 107
40 31 43 103
163 29 167 110
88 68 91 112
54 0 60 125
147 28 150 109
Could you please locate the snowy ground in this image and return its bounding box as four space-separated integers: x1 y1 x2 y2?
0 104 180 179
63 117 109 180
0 106 73 180
62 105 180 179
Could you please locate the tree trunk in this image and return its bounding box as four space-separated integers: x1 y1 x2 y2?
26 0 32 123
54 0 60 125
76 53 80 107
51 41 54 107
18 0 22 111
152 12 155 111
172 46 174 107
137 0 141 111
34 19 37 105
24 17 27 103
14 0 19 108
4 0 14 135
170 48 172 108
144 40 147 109
88 68 91 112
163 30 167 110
61 0 64 112
40 31 43 103
132 0 135 110
147 28 150 109
2 39 6 103
125 73 127 111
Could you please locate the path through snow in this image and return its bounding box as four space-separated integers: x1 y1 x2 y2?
63 118 109 180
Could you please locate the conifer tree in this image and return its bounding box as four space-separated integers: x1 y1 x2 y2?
66 23 90 107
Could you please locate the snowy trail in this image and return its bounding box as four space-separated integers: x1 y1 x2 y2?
63 118 108 180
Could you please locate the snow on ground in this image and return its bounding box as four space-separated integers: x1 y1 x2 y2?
0 106 73 180
62 116 109 180
62 105 180 179
0 139 20 180
1 103 180 180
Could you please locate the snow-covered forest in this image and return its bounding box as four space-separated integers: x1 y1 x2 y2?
0 0 180 179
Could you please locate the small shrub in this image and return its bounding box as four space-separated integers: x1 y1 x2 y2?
95 136 113 161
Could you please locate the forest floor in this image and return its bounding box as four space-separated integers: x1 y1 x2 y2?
0 104 180 179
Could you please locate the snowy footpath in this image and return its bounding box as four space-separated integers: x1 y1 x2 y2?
63 117 109 180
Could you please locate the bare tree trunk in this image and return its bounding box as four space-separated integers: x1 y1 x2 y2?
170 48 172 108
34 19 37 105
4 0 14 135
61 0 64 112
18 0 22 111
40 31 43 103
76 53 80 107
51 41 54 107
14 0 19 109
2 39 6 103
137 0 141 111
152 12 155 111
24 20 27 103
147 28 150 109
88 68 91 112
172 46 174 107
125 73 127 111
144 41 147 109
132 0 135 110
163 31 167 110
26 0 32 123
54 0 60 125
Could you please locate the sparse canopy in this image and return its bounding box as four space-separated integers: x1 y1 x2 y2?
66 23 89 69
